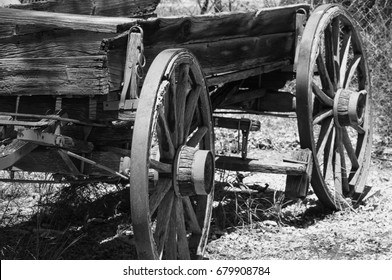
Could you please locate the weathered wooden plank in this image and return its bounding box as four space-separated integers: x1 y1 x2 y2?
0 29 110 58
285 149 313 199
213 116 261 131
215 155 306 175
108 32 296 90
222 90 296 112
106 4 310 46
0 23 16 37
0 56 109 95
6 0 160 17
206 61 290 86
0 8 138 33
0 95 122 122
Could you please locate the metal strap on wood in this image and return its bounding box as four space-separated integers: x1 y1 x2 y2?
104 25 145 112
293 8 308 71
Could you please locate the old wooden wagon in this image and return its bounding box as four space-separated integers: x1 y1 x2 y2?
0 1 372 259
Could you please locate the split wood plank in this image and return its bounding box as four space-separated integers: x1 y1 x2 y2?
6 0 160 17
0 56 109 95
0 8 138 34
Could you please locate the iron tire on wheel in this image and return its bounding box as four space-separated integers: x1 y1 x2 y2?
129 49 214 259
296 4 372 210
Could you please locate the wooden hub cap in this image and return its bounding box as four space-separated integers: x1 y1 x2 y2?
174 145 214 196
333 89 367 128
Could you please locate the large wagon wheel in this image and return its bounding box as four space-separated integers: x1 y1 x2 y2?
129 49 214 259
296 4 372 210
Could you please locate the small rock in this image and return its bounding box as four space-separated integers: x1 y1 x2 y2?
383 147 392 155
264 220 278 227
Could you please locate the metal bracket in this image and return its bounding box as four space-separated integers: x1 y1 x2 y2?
238 118 253 160
104 26 144 112
293 8 308 72
103 99 139 111
16 128 93 154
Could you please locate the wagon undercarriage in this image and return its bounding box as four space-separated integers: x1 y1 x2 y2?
0 2 372 259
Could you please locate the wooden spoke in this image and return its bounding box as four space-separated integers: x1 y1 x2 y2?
341 127 360 170
324 23 338 89
154 190 175 259
149 178 172 215
323 127 336 180
176 64 192 146
149 159 172 173
168 73 178 147
344 55 361 89
333 146 343 195
316 117 334 159
315 118 333 177
352 124 365 134
165 202 178 259
313 109 333 125
182 197 202 234
312 82 334 106
331 17 341 74
336 129 350 194
316 50 335 97
184 85 201 141
157 108 175 158
339 29 352 88
186 126 208 147
175 196 191 259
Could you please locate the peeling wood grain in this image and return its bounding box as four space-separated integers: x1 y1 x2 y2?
6 0 160 17
0 56 109 95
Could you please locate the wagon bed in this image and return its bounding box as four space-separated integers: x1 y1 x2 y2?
0 4 309 174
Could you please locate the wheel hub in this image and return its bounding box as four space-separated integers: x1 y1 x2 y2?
174 145 214 196
333 89 367 128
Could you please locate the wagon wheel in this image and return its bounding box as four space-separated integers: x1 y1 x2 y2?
129 49 214 259
296 4 372 210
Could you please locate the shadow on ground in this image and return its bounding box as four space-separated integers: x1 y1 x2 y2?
1 178 337 260
210 180 335 240
0 184 137 260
